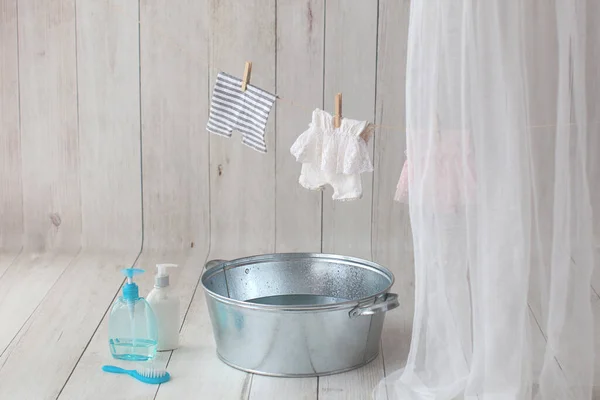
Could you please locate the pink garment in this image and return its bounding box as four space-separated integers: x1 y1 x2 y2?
394 130 476 210
394 159 410 203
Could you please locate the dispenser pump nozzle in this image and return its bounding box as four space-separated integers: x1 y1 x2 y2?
155 264 177 288
121 268 144 300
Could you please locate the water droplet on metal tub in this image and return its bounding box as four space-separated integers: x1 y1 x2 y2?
245 268 250 274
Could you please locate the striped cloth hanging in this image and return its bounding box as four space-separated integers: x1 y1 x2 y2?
207 72 276 153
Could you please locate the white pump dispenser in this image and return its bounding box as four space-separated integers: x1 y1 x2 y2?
147 263 180 351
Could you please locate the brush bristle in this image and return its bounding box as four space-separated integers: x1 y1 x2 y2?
139 367 167 379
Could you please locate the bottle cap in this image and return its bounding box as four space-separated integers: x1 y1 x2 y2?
121 268 144 300
155 264 177 288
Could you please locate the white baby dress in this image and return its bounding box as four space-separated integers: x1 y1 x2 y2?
290 109 374 201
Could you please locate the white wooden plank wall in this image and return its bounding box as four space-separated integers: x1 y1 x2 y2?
0 0 22 253
274 0 323 255
1 0 597 399
18 0 81 253
208 0 277 261
76 0 142 251
139 0 209 253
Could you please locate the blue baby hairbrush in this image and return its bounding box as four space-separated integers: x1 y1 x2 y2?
102 365 171 384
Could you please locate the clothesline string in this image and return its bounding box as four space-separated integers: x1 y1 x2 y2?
111 3 587 134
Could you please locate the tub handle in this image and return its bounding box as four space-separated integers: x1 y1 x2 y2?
205 259 227 271
349 293 399 318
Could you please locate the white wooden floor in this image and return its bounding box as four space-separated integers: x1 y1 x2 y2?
0 248 414 400
1 249 599 400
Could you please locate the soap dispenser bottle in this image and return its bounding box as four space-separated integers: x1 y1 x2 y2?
108 268 158 361
147 264 180 351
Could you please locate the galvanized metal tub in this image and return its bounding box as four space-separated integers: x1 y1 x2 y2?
201 253 399 377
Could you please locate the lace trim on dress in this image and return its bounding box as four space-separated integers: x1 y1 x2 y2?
290 109 374 175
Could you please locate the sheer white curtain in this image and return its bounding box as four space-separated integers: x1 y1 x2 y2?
378 1 598 399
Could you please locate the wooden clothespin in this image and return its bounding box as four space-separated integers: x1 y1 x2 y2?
334 93 342 128
241 61 252 91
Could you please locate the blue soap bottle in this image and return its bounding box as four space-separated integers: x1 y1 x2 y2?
108 268 158 361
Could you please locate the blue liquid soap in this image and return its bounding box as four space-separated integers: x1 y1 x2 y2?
109 338 157 362
108 268 158 362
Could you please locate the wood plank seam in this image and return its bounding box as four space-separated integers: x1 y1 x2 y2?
370 0 381 265
136 0 146 256
73 0 83 244
14 0 24 253
274 0 278 253
372 2 385 397
0 250 22 282
16 0 23 245
379 342 389 400
0 249 81 367
317 0 326 256
318 0 325 391
55 275 127 399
